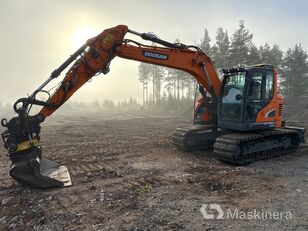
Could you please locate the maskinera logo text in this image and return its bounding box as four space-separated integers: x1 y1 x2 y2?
200 204 292 220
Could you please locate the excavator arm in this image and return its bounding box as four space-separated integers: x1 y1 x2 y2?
39 25 221 118
1 25 221 188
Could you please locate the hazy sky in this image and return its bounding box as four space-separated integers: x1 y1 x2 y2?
1 0 308 105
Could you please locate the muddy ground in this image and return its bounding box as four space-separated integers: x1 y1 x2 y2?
0 111 308 231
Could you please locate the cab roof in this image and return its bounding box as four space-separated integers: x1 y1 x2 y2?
222 64 274 74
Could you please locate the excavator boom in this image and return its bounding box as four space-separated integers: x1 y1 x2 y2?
39 26 221 118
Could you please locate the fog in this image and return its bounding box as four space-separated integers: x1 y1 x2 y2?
1 0 308 105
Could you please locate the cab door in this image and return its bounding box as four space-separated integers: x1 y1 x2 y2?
245 70 275 123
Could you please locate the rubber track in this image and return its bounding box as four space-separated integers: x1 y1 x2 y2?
213 128 299 165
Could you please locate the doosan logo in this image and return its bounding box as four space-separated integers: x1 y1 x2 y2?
143 51 169 60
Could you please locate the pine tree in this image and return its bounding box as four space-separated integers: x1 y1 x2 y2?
229 20 253 66
163 39 193 100
167 68 189 100
138 62 151 107
212 27 230 70
247 44 260 65
259 43 272 64
259 43 283 69
281 44 308 98
149 65 165 102
270 44 283 69
184 77 196 100
164 68 175 97
199 28 212 55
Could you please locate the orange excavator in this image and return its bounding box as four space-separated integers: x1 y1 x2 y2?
1 25 305 188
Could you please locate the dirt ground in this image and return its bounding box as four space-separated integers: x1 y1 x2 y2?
0 111 308 231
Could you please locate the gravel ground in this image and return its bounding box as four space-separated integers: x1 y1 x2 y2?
0 112 307 231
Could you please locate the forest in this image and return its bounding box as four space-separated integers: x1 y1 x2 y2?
137 20 308 112
1 21 307 114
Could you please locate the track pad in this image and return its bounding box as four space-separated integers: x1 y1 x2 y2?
9 147 72 188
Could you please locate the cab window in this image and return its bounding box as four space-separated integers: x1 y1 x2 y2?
222 72 245 104
247 72 262 100
265 71 274 99
221 72 246 120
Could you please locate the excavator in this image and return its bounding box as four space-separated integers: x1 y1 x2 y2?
1 25 305 188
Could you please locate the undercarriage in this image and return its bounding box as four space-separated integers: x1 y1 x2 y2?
172 125 305 165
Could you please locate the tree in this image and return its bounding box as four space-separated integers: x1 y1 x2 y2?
212 27 230 70
199 28 212 56
270 44 283 69
138 62 151 107
259 43 283 69
259 43 272 64
184 77 196 100
281 44 308 98
164 38 193 100
149 65 165 103
247 43 260 65
167 68 187 100
164 68 175 97
229 20 254 66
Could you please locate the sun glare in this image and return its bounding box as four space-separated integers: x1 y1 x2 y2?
71 27 97 50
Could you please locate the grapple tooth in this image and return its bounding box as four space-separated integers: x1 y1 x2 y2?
9 146 72 189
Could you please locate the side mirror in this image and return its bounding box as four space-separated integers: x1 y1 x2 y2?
235 94 242 101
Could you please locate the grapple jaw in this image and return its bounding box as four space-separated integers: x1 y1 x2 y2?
9 146 72 188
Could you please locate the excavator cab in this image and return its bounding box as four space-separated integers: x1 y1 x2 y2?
218 64 283 131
